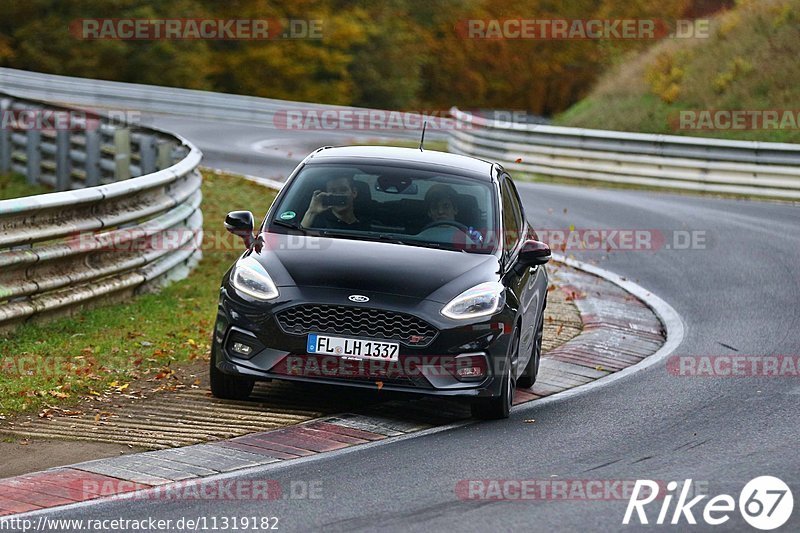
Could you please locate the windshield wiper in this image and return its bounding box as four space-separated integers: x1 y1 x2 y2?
272 219 308 234
317 229 387 242
312 229 452 251
376 235 443 249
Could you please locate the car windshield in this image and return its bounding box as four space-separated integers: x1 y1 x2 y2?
268 162 498 253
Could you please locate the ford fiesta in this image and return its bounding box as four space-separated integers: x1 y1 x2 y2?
211 146 551 419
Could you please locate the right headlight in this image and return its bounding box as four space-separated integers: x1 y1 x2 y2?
441 282 505 320
231 257 279 301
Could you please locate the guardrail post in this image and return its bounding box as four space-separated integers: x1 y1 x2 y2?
156 140 173 170
139 134 157 174
26 128 41 185
114 127 131 181
55 129 71 191
0 98 10 174
84 128 101 186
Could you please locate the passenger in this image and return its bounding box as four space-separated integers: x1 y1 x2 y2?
301 175 370 231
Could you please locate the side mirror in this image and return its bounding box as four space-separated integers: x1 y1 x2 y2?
225 211 255 248
518 240 551 267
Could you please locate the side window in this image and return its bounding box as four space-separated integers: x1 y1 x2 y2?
507 179 526 229
501 179 522 254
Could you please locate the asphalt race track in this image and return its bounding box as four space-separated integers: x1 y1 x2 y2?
30 112 800 531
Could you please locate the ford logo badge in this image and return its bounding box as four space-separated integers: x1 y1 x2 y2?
348 295 370 303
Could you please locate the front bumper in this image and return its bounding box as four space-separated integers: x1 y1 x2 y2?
212 285 516 399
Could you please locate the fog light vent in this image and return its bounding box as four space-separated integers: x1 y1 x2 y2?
456 366 484 378
225 328 264 359
232 342 252 356
453 353 488 382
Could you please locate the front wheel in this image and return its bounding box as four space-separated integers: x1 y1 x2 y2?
517 311 544 389
471 330 517 420
210 345 255 401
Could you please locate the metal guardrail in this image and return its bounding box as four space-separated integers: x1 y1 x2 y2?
0 92 203 332
0 68 446 141
449 107 800 199
3 69 796 198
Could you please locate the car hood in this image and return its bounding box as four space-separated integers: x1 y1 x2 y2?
247 233 501 303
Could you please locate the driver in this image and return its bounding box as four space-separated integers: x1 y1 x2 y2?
301 175 370 231
425 184 460 223
424 185 483 243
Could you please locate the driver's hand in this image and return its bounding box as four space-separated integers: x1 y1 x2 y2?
467 227 483 244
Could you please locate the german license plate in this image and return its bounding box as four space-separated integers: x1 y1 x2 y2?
307 334 399 361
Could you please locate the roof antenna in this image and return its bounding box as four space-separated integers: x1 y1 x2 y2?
418 121 427 151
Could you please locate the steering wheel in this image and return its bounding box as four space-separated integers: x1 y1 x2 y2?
420 220 471 234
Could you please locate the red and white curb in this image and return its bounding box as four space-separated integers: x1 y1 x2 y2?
0 258 681 517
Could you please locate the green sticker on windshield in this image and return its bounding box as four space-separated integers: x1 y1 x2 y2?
279 211 296 220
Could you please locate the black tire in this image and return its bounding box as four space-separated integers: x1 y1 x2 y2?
210 345 255 401
517 311 544 389
471 330 517 420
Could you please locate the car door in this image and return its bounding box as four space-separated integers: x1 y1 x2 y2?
499 174 536 376
515 176 549 368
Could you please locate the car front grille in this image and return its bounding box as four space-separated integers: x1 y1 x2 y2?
275 304 438 347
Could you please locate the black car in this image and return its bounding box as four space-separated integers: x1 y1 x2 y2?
211 146 551 419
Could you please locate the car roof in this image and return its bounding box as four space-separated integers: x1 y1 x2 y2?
308 145 496 180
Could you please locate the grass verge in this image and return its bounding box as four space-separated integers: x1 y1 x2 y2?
0 170 276 417
0 173 50 200
554 0 800 144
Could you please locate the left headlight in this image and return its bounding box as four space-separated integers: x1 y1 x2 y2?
231 257 279 300
441 281 505 320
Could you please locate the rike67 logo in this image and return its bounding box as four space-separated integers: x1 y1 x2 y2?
623 477 794 530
